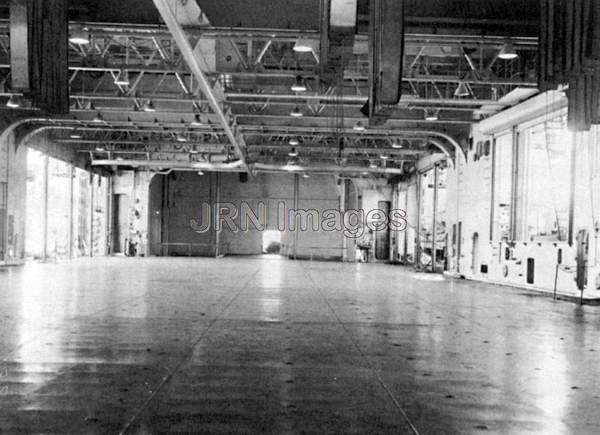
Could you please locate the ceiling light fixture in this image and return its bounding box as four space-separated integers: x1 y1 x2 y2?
5 94 20 108
69 26 90 45
95 145 105 152
70 129 82 139
380 154 389 160
498 42 519 60
197 171 205 176
454 82 470 98
191 113 203 126
424 109 439 121
288 147 299 157
302 173 310 179
293 38 316 53
391 140 403 149
114 69 130 86
353 121 366 132
289 138 299 146
369 161 378 169
176 134 187 143
291 75 307 92
290 105 303 117
142 100 156 112
93 112 104 123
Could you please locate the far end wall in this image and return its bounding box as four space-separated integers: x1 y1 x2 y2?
147 171 348 260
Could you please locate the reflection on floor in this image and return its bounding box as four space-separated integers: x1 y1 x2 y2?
1 257 599 433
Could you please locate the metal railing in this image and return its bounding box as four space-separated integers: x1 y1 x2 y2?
150 242 231 257
302 246 345 262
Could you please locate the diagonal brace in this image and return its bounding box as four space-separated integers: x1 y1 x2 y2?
152 0 249 172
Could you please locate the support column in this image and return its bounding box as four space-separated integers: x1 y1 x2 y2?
432 164 439 273
415 172 422 268
390 184 398 263
0 131 8 263
42 154 48 261
510 126 520 241
214 172 221 258
68 164 74 259
403 187 409 262
89 173 94 257
568 132 577 246
106 174 113 255
340 179 348 261
293 174 300 260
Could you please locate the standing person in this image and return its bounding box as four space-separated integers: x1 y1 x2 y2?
358 229 373 263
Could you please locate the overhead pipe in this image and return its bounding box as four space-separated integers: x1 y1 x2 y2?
91 159 245 171
6 118 465 153
151 0 249 171
2 116 443 140
251 163 404 175
0 90 505 112
236 113 474 125
5 118 464 174
88 158 404 176
226 92 504 107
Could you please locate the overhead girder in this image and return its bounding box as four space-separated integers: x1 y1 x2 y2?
0 19 538 116
1 4 505 177
8 111 465 141
151 0 250 172
11 112 454 172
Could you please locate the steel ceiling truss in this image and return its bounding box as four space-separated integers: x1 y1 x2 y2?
246 134 423 169
0 23 538 112
0 20 537 173
347 37 538 102
50 124 429 166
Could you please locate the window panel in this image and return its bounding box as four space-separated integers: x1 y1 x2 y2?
522 122 572 242
492 133 513 241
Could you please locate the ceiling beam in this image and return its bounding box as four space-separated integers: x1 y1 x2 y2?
89 158 406 175
151 0 249 172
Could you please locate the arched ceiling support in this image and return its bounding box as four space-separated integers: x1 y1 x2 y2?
428 138 454 169
416 129 466 166
0 116 48 151
2 117 465 177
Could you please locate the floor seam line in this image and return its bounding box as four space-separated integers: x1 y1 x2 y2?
300 263 421 435
117 267 261 435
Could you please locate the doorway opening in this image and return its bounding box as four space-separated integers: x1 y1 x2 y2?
262 230 282 255
112 193 129 254
418 164 448 272
471 232 480 273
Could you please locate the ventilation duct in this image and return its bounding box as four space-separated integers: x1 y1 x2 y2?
367 0 405 124
321 0 357 85
28 0 69 114
539 0 600 131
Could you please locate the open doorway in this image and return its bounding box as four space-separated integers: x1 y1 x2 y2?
418 164 448 272
471 232 479 273
112 193 129 254
262 230 282 255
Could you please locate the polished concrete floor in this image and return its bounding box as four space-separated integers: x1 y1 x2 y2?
1 257 600 434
